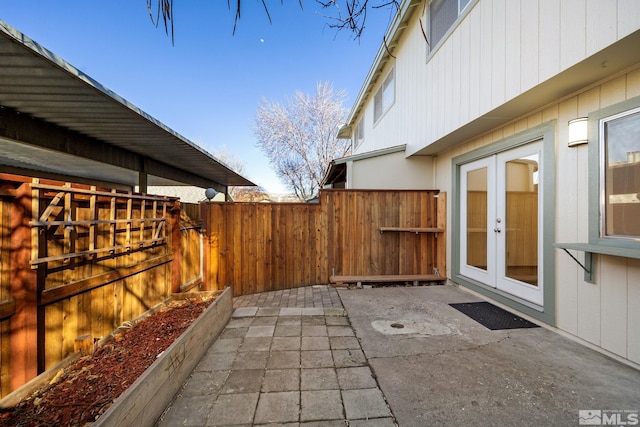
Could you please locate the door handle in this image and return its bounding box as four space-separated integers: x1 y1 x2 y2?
494 227 501 233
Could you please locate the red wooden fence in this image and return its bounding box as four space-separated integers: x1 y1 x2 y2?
201 189 446 296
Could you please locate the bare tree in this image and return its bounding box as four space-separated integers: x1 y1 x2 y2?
253 82 350 200
231 186 272 202
146 0 399 42
317 0 399 39
211 147 270 201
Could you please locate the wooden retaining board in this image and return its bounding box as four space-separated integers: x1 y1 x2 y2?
330 274 445 286
93 287 233 427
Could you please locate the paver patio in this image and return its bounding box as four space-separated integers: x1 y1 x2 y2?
157 284 640 426
156 285 395 426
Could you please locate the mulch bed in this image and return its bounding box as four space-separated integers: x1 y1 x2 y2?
0 297 214 427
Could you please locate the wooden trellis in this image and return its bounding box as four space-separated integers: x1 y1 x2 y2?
0 176 188 396
29 182 173 268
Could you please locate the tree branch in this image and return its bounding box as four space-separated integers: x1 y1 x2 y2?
147 0 399 43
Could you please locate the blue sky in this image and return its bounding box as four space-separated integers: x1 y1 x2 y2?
2 1 394 193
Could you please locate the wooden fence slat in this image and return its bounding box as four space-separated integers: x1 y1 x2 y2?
0 174 193 397
200 189 445 297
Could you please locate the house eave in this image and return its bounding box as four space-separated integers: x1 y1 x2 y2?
411 29 640 156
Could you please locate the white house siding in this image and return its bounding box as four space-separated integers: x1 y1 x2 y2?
398 0 640 156
350 152 434 189
345 0 640 367
433 67 640 366
354 0 640 159
352 8 425 156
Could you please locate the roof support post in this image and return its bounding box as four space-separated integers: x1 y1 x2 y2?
138 170 148 194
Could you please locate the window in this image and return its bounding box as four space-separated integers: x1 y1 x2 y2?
354 118 364 147
428 0 474 52
459 0 472 12
374 67 395 123
599 107 640 240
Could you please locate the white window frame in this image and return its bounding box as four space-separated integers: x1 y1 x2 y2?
354 118 365 148
426 0 477 57
587 95 640 254
598 106 640 241
374 66 395 124
459 0 472 13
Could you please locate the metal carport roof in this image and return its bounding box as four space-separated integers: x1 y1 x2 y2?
0 20 254 190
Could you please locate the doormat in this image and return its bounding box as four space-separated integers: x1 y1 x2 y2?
449 302 539 330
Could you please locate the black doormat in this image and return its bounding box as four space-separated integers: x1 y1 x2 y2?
449 302 540 330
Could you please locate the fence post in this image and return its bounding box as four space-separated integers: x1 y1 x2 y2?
170 200 181 294
9 183 38 389
200 201 217 293
436 192 447 278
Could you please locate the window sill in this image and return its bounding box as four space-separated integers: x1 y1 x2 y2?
554 242 640 283
554 242 640 259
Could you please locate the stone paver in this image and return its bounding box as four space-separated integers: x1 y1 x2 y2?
332 348 367 368
262 369 300 392
231 351 269 370
336 366 378 390
180 370 228 396
342 388 392 420
158 395 213 426
301 368 339 390
271 336 301 351
221 369 264 394
302 325 328 336
301 350 334 368
301 336 330 351
246 325 275 337
329 336 360 350
233 307 258 317
254 391 300 424
275 324 301 337
157 285 397 426
207 392 259 425
268 351 300 369
301 389 344 421
239 336 272 352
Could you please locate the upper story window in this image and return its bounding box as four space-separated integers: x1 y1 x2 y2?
599 106 640 241
428 0 473 52
374 67 395 123
354 117 365 148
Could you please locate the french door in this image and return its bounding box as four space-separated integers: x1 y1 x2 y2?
459 141 543 306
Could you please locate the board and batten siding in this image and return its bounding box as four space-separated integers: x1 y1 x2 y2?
434 66 640 366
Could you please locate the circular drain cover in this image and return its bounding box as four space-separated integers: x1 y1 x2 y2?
371 319 453 336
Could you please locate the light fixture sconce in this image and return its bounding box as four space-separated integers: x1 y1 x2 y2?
568 117 588 146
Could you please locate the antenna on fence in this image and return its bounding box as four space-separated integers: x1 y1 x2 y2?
205 188 217 201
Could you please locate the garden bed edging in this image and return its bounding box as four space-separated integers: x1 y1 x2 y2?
92 286 232 427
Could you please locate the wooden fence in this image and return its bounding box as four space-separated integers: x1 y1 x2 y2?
0 175 200 397
178 203 203 293
201 189 446 296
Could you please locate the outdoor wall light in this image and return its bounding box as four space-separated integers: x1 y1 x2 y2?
568 117 588 146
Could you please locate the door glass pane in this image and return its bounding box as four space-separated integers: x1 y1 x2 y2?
504 155 538 286
466 167 487 271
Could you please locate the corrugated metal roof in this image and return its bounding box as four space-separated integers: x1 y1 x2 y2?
0 20 254 188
